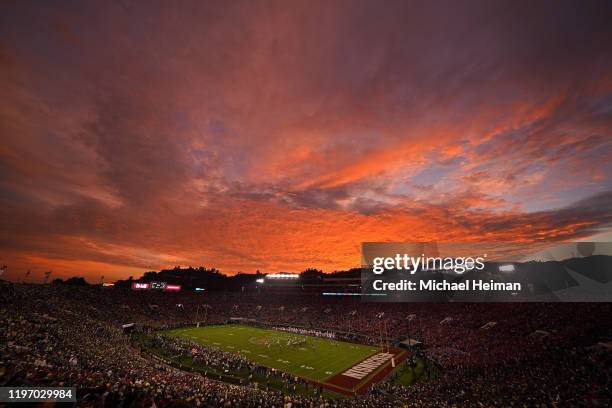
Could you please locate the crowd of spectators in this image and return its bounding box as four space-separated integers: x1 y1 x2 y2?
1 281 611 407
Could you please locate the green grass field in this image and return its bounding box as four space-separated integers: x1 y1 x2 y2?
164 324 379 382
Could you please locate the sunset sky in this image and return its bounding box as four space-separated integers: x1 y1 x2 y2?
1 0 611 282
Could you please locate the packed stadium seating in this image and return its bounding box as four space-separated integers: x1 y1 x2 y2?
1 281 611 407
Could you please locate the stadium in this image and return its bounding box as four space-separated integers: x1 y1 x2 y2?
2 0 612 406
2 266 612 407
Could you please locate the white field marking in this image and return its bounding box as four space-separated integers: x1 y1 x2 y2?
299 347 307 351
227 333 234 336
227 346 235 349
341 352 394 380
277 359 290 364
213 342 220 345
258 354 269 358
240 350 251 353
325 371 333 375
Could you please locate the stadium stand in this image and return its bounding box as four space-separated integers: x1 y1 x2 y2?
1 281 611 407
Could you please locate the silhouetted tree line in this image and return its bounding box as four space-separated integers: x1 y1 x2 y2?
112 266 362 291
51 276 89 286
46 255 611 292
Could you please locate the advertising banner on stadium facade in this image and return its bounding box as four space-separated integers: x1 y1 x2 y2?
361 242 612 302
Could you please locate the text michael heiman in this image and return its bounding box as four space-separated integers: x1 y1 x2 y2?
372 279 522 292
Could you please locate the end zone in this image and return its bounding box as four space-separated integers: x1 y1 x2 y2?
318 347 409 396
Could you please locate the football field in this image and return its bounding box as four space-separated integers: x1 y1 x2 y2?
164 324 380 382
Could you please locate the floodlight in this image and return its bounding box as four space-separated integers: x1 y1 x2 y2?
266 273 299 279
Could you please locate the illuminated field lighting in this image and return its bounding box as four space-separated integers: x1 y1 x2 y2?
102 283 114 287
266 273 299 279
256 278 265 283
499 264 515 272
195 287 205 292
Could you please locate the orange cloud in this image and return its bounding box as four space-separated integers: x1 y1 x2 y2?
1 0 611 281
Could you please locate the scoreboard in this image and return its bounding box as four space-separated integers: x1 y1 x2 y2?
131 281 181 292
150 281 166 290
